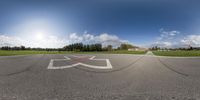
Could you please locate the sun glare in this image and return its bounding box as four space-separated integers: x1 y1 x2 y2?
35 32 44 40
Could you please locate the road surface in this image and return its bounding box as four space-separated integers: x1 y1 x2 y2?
0 54 200 100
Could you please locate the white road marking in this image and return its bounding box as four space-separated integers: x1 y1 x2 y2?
64 56 71 60
71 55 88 58
47 56 113 69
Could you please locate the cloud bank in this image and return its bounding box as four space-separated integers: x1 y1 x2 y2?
181 35 200 47
152 29 200 48
67 33 129 47
0 35 67 48
0 33 129 48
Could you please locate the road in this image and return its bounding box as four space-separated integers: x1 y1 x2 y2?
0 54 200 100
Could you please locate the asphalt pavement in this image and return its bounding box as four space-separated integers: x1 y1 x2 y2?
0 54 200 100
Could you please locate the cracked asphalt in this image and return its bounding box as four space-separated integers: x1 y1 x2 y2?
0 54 200 100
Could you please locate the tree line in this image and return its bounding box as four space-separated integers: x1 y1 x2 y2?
0 43 136 51
0 46 60 51
63 43 103 51
150 46 200 51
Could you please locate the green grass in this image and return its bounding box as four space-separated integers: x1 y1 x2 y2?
0 50 147 56
76 50 147 54
102 50 147 54
0 50 67 56
153 50 200 57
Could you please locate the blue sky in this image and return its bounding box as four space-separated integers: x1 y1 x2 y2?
0 0 200 48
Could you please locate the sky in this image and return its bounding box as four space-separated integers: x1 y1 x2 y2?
0 0 200 48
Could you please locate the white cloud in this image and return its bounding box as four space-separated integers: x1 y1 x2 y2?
0 33 129 48
0 34 67 48
153 41 172 48
0 35 25 47
67 33 129 47
181 35 200 47
158 29 180 40
95 33 129 47
152 29 200 48
152 29 180 48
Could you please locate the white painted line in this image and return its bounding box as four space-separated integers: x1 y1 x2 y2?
71 55 88 58
64 56 71 60
47 56 113 69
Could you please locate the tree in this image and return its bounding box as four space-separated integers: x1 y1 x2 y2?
94 43 102 51
20 46 25 50
107 45 112 51
120 43 134 50
120 44 127 50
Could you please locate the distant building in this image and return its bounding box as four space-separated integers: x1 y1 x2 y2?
192 47 200 50
128 47 148 51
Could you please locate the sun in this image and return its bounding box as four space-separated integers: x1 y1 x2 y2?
35 32 44 40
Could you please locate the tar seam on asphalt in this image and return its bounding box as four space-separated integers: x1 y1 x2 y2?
157 58 189 77
0 55 45 76
73 55 145 73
